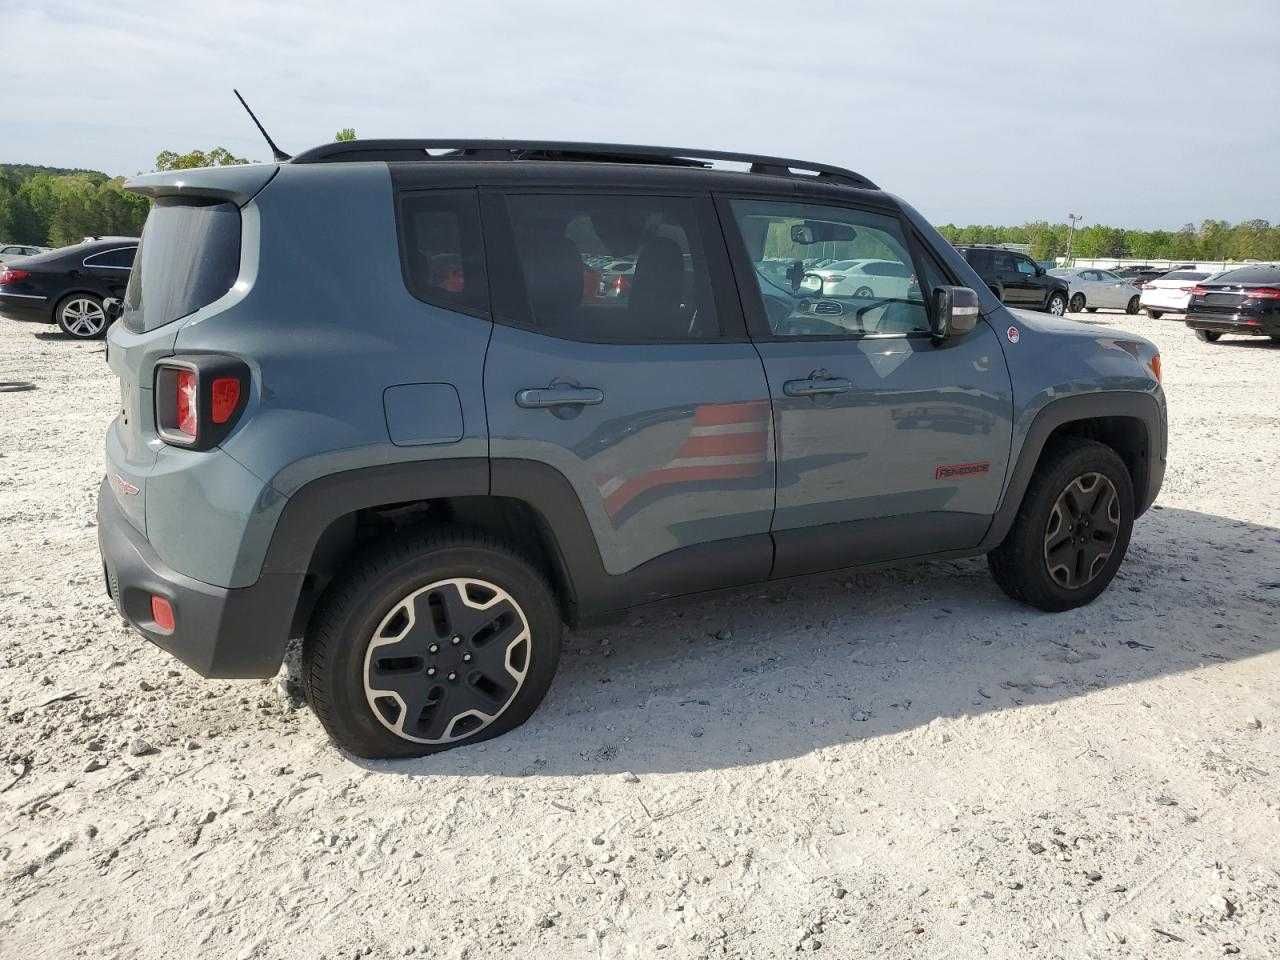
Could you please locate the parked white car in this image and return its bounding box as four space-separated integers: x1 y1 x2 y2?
1049 267 1142 314
0 243 48 265
1139 270 1215 318
811 258 916 299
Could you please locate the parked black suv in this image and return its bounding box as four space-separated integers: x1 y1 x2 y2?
955 245 1069 315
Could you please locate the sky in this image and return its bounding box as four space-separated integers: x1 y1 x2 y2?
3 0 1278 228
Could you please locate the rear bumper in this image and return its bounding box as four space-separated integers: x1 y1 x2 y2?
0 294 52 323
1185 314 1280 336
97 476 304 678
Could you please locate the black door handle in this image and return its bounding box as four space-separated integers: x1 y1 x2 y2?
515 386 605 409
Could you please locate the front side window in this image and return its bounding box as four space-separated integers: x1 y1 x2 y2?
503 194 719 341
1015 258 1037 276
398 190 488 316
729 198 930 338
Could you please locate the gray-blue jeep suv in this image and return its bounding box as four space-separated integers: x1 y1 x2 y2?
96 140 1166 758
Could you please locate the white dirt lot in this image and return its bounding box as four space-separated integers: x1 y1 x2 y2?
0 310 1277 960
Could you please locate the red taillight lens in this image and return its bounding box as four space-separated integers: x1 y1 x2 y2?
1190 285 1210 297
1149 354 1162 383
210 377 241 424
175 369 198 438
0 268 30 285
150 595 175 633
1245 287 1280 300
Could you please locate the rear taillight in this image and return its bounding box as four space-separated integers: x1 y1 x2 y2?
1245 287 1280 300
0 268 30 285
1149 354 1162 383
1190 285 1210 297
175 369 198 438
155 357 249 450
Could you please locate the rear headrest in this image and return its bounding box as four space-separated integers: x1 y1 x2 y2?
524 235 582 326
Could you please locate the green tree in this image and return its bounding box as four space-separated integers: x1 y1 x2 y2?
334 128 357 142
153 147 250 171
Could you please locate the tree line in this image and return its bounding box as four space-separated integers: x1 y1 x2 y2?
1 132 352 249
5 148 1278 265
935 219 1280 263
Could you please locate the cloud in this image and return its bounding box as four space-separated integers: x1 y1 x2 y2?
3 0 1277 226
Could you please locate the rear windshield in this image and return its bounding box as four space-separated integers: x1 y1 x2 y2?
1207 265 1280 286
122 199 241 333
1163 271 1209 281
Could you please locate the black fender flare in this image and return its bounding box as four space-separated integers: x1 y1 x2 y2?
979 390 1165 551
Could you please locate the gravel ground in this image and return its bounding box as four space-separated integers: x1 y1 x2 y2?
0 310 1277 960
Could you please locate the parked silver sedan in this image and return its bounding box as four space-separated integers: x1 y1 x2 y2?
1049 267 1142 314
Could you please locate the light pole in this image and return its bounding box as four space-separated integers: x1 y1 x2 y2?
1065 213 1083 265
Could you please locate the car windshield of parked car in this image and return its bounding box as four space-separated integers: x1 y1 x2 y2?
1208 266 1280 285
1163 271 1209 281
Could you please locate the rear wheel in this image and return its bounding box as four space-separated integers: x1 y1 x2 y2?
987 438 1134 611
55 294 107 339
1046 292 1067 316
1194 329 1222 343
854 285 874 298
1086 307 1098 313
1126 296 1140 315
303 528 562 758
1147 309 1164 319
1069 293 1086 313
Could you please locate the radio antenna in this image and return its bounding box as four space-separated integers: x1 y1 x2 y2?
233 89 291 162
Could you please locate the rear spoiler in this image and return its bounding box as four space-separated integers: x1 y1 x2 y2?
124 163 279 207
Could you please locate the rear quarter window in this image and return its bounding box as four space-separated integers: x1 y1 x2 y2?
123 199 241 333
396 190 489 317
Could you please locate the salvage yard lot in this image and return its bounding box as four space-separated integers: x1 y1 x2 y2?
0 312 1277 958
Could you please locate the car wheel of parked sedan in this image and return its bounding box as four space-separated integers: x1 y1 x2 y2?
1085 307 1097 313
1047 292 1067 316
1194 329 1221 343
55 294 108 339
854 285 873 298
1068 293 1085 313
987 437 1134 612
1147 310 1164 319
1126 296 1140 315
302 527 562 759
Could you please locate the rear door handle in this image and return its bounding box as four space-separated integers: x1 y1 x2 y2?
515 385 605 409
783 377 853 397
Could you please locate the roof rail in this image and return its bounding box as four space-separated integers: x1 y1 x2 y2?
289 139 877 189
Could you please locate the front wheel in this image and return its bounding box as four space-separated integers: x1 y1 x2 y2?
1126 296 1140 315
55 294 108 339
1147 309 1164 320
987 438 1134 612
1046 292 1067 316
303 529 562 758
1194 329 1222 343
1069 293 1086 313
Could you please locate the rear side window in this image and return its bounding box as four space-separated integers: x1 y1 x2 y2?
398 190 488 316
122 199 240 333
86 247 136 268
502 194 720 341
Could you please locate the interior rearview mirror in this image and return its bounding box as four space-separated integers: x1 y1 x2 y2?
931 286 981 341
790 220 858 245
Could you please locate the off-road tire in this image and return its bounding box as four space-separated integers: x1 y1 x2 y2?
987 437 1134 612
303 528 562 758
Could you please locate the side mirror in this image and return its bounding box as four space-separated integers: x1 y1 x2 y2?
103 298 123 322
931 286 981 341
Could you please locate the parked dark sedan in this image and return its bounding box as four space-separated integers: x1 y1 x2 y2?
0 237 138 339
1184 265 1280 344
